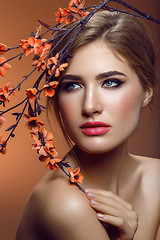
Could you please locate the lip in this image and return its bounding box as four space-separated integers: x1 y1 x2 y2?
80 121 111 136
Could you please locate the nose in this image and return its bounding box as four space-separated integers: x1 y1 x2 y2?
82 85 103 117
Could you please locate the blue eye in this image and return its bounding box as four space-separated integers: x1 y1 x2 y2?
102 79 125 88
60 81 81 92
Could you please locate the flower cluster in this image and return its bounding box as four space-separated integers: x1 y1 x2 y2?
55 0 90 24
0 80 17 107
0 0 159 190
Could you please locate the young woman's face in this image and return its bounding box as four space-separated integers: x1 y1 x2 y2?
58 41 147 153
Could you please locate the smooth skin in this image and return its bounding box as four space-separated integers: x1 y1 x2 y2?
16 42 160 239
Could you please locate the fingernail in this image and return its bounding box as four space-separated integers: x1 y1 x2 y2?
97 213 104 219
87 192 95 198
85 188 93 193
90 200 98 206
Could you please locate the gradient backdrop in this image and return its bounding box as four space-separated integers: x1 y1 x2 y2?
0 0 160 239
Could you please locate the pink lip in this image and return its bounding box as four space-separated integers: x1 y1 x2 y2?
80 121 111 136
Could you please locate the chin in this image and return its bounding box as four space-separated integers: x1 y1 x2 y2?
72 132 130 155
75 140 121 154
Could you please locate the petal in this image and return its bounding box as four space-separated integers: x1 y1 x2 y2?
39 147 48 156
52 150 58 157
54 158 62 163
4 63 11 70
28 37 35 46
0 68 6 77
34 39 42 48
0 117 6 128
52 56 58 65
35 25 42 38
37 120 44 126
55 12 60 17
26 49 33 56
3 86 9 93
49 81 59 88
0 57 6 63
27 117 37 122
23 113 30 120
41 127 47 137
77 173 84 183
46 161 58 170
55 68 60 77
11 89 17 96
46 89 55 97
68 167 74 175
74 167 80 175
0 44 8 55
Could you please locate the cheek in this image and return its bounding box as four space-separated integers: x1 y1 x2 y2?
112 90 144 135
58 96 79 126
60 101 74 115
118 93 142 116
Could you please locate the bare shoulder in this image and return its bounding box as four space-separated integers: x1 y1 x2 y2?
16 169 108 240
130 155 160 238
133 155 160 184
131 154 160 198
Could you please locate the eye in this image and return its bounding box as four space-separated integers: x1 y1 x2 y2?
60 81 81 92
102 79 125 88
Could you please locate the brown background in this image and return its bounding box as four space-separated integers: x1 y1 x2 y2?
0 0 160 239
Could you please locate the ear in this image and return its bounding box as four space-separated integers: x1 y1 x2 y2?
141 86 153 107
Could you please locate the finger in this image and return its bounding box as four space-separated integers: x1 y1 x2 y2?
85 189 132 210
97 213 138 238
89 198 138 223
97 212 125 227
89 200 138 232
89 200 123 218
87 193 132 216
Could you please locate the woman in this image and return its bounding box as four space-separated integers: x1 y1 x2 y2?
16 11 160 239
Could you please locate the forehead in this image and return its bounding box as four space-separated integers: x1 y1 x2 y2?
65 41 136 78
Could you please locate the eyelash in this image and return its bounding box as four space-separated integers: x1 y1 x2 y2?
60 81 82 92
60 79 125 92
102 79 125 88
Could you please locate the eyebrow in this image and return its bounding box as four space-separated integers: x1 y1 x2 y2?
61 74 82 81
96 71 126 80
61 71 126 81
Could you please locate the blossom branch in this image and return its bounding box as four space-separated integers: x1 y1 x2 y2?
0 99 29 153
57 162 85 192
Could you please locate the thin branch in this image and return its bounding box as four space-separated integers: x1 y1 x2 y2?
0 99 29 153
0 97 28 115
0 52 25 67
112 0 160 24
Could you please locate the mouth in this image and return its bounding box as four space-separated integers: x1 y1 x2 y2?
80 121 111 136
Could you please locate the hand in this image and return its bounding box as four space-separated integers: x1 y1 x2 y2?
85 189 138 240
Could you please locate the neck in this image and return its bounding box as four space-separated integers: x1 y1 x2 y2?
72 143 130 193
